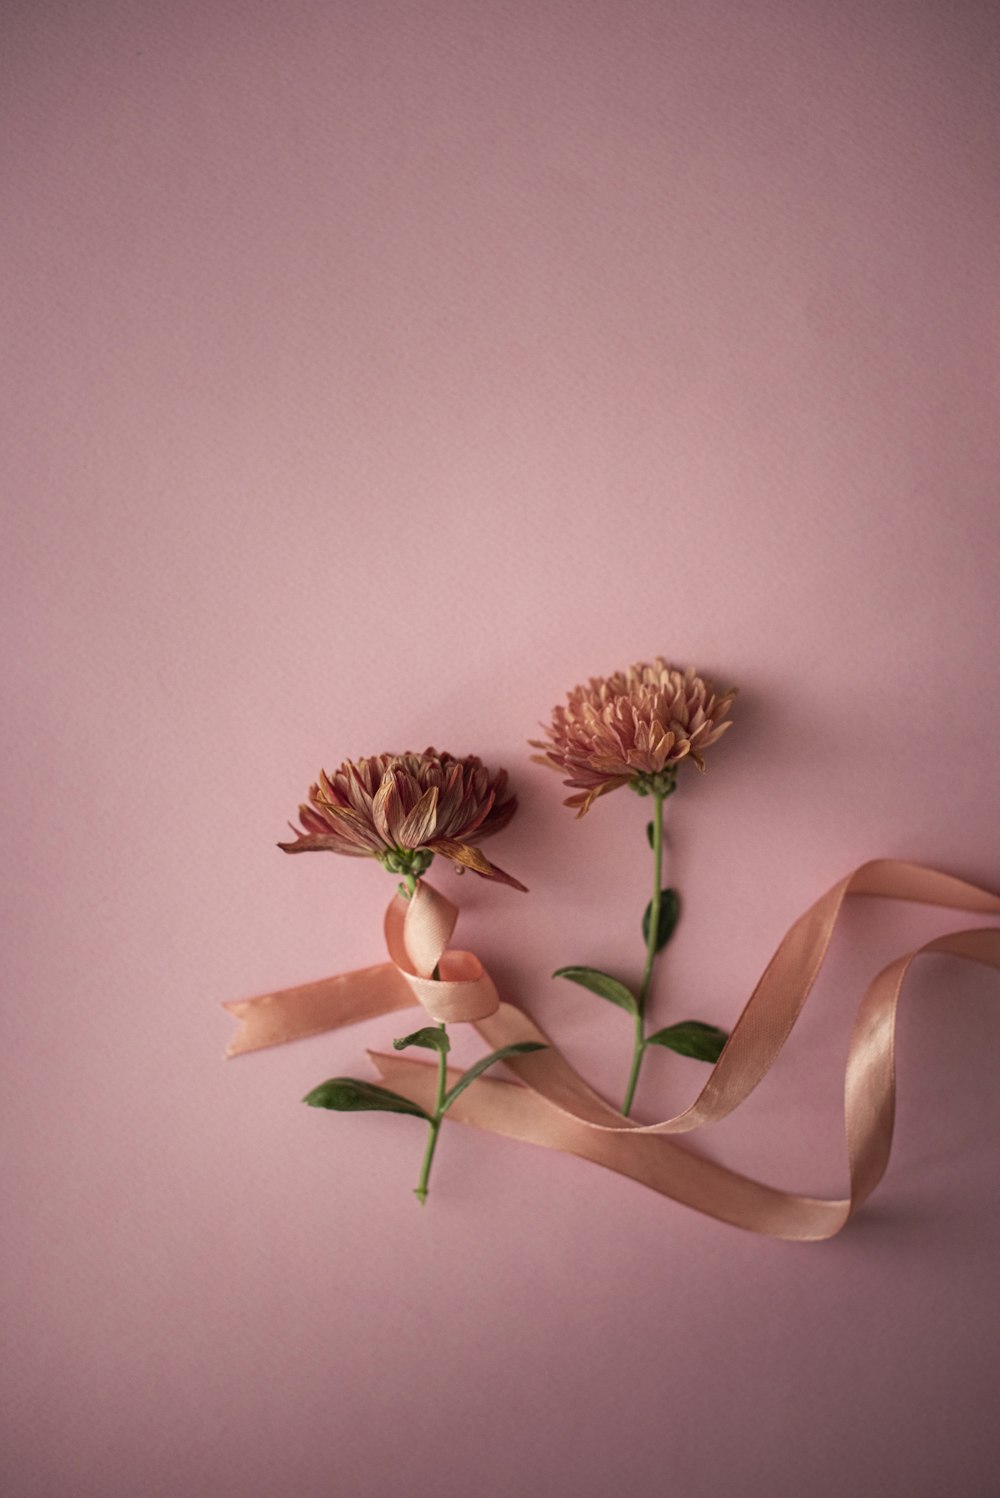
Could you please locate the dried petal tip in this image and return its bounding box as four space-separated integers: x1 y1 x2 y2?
530 658 736 814
279 748 525 889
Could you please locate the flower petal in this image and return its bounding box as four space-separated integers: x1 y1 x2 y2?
310 802 383 851
429 838 527 891
372 771 404 844
278 830 372 857
397 784 439 848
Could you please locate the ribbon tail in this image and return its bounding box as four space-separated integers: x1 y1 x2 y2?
844 927 1000 1215
224 961 415 1057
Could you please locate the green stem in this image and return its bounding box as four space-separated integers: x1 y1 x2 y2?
621 787 665 1117
621 1006 645 1121
414 1022 449 1204
400 872 447 1198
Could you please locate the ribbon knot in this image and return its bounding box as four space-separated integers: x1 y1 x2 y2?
384 882 500 1023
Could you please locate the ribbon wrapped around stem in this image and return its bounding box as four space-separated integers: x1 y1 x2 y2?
224 860 1000 1241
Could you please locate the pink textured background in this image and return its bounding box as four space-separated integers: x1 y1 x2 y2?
4 2 999 1494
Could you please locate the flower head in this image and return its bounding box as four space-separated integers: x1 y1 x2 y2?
279 749 526 890
531 658 736 815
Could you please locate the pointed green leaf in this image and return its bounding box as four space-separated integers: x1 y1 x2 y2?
552 966 639 1015
644 1021 728 1063
393 1026 450 1055
646 820 655 849
642 888 680 952
303 1077 431 1120
442 1042 547 1112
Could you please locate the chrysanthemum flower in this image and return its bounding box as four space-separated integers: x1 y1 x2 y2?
279 749 526 890
531 659 736 815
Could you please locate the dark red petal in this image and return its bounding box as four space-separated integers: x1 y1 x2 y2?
277 831 372 857
429 838 527 892
397 785 440 848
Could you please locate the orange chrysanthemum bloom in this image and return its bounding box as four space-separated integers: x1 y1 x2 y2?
531 659 736 815
279 749 526 890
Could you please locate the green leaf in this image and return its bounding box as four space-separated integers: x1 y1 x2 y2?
642 888 681 952
552 966 639 1015
302 1078 431 1120
442 1042 547 1113
392 1026 450 1055
644 1021 728 1063
646 820 655 849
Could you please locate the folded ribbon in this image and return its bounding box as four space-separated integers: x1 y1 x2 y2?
224 860 1000 1240
223 881 499 1053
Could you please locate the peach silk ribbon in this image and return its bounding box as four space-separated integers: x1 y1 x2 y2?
224 861 1000 1240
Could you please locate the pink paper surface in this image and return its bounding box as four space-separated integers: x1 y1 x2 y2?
3 2 999 1494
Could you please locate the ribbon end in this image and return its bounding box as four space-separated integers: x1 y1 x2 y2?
222 1000 255 1059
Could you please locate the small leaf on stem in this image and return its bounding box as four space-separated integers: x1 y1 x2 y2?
443 1042 547 1112
303 1078 431 1119
393 1026 451 1055
552 966 639 1015
641 888 681 952
644 1021 728 1063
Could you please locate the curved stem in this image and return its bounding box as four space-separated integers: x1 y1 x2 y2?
621 788 664 1117
414 1022 449 1204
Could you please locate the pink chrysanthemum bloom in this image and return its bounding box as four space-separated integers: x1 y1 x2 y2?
531 659 736 816
279 749 526 890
